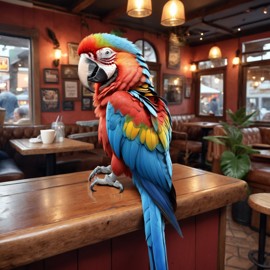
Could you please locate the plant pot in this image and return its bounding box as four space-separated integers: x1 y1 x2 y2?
231 200 251 226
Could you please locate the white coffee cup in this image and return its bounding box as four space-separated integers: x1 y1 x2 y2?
40 129 56 144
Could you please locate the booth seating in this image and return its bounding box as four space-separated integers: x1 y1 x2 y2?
170 114 202 165
208 125 270 233
0 150 24 182
0 123 110 179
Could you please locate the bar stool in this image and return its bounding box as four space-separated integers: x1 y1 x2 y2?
248 193 270 270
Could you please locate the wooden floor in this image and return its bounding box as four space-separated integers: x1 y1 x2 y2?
225 205 270 270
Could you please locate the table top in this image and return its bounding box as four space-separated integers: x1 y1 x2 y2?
251 149 270 159
9 138 94 155
182 121 219 128
0 164 247 269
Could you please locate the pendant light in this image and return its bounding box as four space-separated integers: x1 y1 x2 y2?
208 45 222 59
161 0 185 27
127 0 152 18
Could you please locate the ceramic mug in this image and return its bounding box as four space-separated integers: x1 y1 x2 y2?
40 129 56 144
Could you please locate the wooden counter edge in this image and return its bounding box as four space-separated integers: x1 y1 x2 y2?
0 178 247 270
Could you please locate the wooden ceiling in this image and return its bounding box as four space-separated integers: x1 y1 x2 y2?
7 0 270 46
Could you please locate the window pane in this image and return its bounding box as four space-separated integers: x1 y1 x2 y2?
0 35 31 124
245 65 270 121
198 58 227 70
199 73 224 116
135 40 157 62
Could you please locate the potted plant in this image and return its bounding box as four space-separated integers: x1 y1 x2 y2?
204 107 258 225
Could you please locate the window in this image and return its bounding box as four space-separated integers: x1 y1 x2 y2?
243 64 270 121
0 35 30 123
242 38 270 122
194 59 227 118
0 25 40 125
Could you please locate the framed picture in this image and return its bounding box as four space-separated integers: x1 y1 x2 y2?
43 68 59 83
40 88 60 112
67 43 79 65
81 97 93 111
63 100 74 111
185 78 192 99
81 83 94 97
167 33 181 69
0 56 9 72
163 74 184 104
63 80 80 100
61 65 79 79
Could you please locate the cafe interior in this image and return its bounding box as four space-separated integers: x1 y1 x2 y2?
0 0 270 269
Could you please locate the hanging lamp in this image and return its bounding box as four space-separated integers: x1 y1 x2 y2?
127 0 152 18
208 45 222 59
161 0 185 27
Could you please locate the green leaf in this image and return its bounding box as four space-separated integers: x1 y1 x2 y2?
220 151 251 179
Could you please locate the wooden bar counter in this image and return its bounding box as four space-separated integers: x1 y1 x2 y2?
0 164 247 270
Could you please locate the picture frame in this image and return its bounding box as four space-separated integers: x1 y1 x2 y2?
63 100 74 111
163 74 184 104
185 78 192 99
0 56 9 72
167 34 181 69
67 43 79 65
43 68 59 84
81 97 93 111
61 65 79 79
81 83 94 97
40 88 60 112
63 80 80 100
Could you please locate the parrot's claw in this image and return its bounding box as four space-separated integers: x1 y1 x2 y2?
88 165 112 181
90 174 124 193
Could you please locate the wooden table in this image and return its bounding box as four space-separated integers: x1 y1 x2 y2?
0 164 247 270
182 121 219 167
9 138 94 176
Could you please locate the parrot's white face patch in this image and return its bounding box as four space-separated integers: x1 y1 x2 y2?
78 54 92 89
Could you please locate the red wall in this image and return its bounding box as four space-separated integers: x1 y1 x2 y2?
1 2 269 124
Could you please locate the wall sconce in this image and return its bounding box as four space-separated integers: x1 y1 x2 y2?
127 0 152 18
208 45 222 59
53 48 62 67
232 49 240 66
161 0 185 27
190 63 197 72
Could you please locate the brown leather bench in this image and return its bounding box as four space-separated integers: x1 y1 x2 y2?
170 114 202 164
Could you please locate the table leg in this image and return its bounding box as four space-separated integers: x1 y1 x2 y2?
45 153 56 176
201 128 211 169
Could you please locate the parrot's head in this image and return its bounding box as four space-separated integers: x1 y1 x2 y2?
77 33 151 96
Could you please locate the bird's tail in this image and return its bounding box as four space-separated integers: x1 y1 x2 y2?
137 183 168 270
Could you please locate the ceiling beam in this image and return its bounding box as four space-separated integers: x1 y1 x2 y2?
72 0 96 13
102 5 126 23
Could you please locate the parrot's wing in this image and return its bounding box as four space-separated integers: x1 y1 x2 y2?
106 91 182 236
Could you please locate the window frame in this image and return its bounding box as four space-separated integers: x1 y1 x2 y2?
0 24 40 124
194 67 227 119
239 59 270 124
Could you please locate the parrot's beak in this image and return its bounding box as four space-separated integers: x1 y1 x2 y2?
78 53 108 88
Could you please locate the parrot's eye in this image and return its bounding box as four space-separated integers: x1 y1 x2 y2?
96 47 116 65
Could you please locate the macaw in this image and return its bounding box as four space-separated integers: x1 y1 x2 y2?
78 33 182 270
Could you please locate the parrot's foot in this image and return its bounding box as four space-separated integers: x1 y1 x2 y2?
88 165 112 181
90 173 124 193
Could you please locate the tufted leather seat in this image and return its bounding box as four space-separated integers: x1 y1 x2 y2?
170 114 202 164
0 150 24 182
